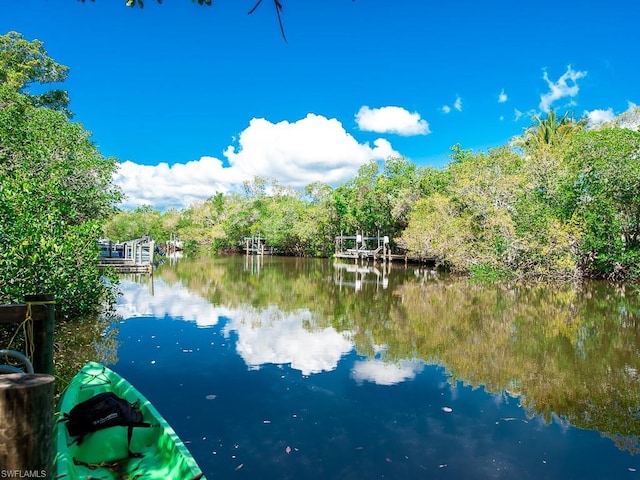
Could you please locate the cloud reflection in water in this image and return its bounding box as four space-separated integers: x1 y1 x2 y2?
222 305 353 376
116 277 424 385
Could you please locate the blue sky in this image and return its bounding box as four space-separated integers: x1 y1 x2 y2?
2 0 639 209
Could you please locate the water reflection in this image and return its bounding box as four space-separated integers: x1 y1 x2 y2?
117 275 229 328
222 306 353 375
114 255 640 466
351 358 424 386
334 261 390 291
116 275 424 384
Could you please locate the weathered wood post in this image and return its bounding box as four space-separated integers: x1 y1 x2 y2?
149 240 155 265
384 236 390 263
26 294 56 375
0 373 55 474
0 294 56 474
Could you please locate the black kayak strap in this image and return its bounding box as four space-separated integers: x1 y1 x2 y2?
127 422 151 458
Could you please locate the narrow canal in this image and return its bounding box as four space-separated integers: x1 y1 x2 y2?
106 255 640 479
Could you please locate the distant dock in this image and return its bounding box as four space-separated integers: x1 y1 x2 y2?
334 234 436 265
334 234 392 261
244 235 277 255
98 236 155 274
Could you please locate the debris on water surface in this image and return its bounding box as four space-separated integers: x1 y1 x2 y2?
442 407 453 413
150 360 156 365
235 463 244 471
497 417 528 424
205 394 217 400
438 464 447 468
263 420 271 424
629 468 637 472
285 446 291 454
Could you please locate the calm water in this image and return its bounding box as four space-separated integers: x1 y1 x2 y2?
107 255 640 479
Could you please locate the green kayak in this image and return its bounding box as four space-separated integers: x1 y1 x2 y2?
54 361 206 479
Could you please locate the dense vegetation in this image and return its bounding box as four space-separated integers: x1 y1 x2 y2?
0 32 121 318
106 110 640 281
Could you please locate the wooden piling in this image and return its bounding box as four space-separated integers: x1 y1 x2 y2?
0 373 55 473
25 295 56 376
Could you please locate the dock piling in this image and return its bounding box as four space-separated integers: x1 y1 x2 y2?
0 294 56 474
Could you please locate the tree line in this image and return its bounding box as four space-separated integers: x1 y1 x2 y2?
105 109 640 282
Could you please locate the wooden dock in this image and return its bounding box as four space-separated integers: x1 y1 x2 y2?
334 234 393 262
244 235 276 255
97 257 152 273
98 236 155 273
334 233 436 265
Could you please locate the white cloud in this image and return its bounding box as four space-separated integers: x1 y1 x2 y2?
584 107 615 128
514 109 524 121
351 358 424 386
223 305 354 375
114 157 240 210
539 65 587 113
114 113 399 210
442 96 462 114
224 114 398 186
454 96 463 112
355 106 430 135
498 89 508 103
587 102 640 131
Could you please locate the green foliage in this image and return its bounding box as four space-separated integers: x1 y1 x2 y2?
468 264 513 282
103 205 168 243
0 32 121 318
397 114 640 280
400 194 473 270
558 128 640 279
401 141 583 278
0 31 71 115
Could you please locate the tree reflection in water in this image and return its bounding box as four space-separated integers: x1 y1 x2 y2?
132 255 640 454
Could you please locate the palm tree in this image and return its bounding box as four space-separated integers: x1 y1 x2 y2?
514 110 585 154
510 111 586 199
